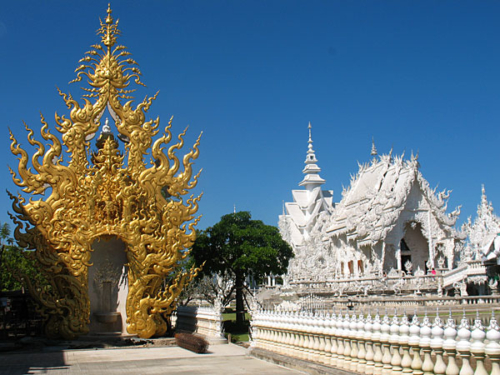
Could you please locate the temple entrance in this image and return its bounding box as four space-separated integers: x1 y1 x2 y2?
400 238 412 274
401 222 429 274
88 237 129 335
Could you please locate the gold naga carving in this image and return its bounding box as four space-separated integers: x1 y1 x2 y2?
8 6 202 339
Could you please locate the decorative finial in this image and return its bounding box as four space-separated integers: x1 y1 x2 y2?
106 4 113 24
371 137 378 164
481 184 488 205
371 137 377 156
299 122 325 188
308 122 313 152
99 4 119 48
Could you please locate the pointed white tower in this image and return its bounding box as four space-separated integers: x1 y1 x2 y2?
299 123 326 190
464 185 500 262
279 123 334 281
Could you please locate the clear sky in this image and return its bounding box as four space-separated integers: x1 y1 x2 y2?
1 1 499 233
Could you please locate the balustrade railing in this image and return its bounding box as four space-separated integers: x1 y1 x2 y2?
250 308 500 375
175 305 225 341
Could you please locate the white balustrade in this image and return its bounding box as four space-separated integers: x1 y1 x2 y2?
175 305 224 341
249 307 500 375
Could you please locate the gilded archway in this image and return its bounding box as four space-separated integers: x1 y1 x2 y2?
8 6 202 339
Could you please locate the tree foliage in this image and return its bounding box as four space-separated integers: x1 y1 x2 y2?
191 211 293 323
0 223 44 292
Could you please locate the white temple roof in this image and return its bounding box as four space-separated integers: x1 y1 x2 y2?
326 151 460 244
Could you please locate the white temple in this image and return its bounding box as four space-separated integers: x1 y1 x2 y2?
463 186 500 266
278 124 494 296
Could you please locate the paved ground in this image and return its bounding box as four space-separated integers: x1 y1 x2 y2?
0 344 305 375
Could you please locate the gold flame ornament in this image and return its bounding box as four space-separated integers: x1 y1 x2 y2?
8 6 203 339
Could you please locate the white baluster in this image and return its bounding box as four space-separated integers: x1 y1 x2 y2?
365 313 376 375
309 311 318 361
284 310 291 354
431 309 446 375
298 311 307 360
380 311 392 375
295 310 303 359
373 311 384 375
350 313 360 372
390 311 402 374
336 311 346 368
323 313 332 365
399 312 412 374
343 312 352 369
330 310 339 367
277 310 284 352
456 310 473 375
357 313 367 373
470 311 488 375
443 310 459 375
420 311 434 375
314 312 324 363
485 311 500 375
409 313 423 375
305 312 314 361
258 309 264 348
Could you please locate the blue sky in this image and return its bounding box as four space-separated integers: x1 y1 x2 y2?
1 1 499 232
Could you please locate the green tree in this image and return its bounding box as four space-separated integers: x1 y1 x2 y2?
191 211 293 324
0 223 43 292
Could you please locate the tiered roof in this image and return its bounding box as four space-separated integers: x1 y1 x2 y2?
279 123 333 247
326 150 461 246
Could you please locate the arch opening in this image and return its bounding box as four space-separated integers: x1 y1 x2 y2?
88 236 129 335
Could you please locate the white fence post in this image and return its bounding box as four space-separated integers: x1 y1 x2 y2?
443 311 459 375
486 312 500 375
471 312 488 375
431 310 446 375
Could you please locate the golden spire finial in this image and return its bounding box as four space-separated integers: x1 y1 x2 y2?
99 4 118 48
106 4 113 24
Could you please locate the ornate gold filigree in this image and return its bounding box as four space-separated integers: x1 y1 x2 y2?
8 5 202 339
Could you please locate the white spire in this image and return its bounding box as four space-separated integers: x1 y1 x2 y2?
371 137 378 163
299 122 325 190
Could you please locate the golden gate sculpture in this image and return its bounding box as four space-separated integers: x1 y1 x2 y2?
8 6 202 339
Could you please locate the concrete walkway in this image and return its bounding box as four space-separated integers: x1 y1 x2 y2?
0 344 305 375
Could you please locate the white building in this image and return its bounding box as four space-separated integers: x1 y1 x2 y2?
279 124 466 287
464 186 500 266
